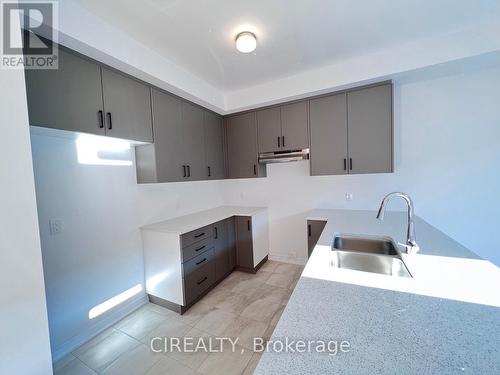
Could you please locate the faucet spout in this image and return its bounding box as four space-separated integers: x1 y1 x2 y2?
376 192 419 254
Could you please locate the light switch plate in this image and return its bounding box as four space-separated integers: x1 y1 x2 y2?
345 192 353 201
49 219 63 235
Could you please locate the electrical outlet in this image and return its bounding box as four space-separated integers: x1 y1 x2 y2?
49 219 63 235
345 192 353 201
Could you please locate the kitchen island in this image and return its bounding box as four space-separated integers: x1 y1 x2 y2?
256 210 500 374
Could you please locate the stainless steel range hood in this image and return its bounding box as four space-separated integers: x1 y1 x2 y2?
258 148 310 164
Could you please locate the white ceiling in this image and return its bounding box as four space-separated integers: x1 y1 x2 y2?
71 0 499 93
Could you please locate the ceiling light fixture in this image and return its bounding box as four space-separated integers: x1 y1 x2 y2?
235 31 257 53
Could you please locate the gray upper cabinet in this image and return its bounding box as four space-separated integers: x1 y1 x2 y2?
101 68 153 143
310 93 348 175
181 102 206 180
257 107 281 153
203 111 225 180
225 112 262 179
347 84 393 174
281 101 309 150
24 48 105 136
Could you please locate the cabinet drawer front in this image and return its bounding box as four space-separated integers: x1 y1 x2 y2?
184 261 215 305
181 236 214 262
181 224 214 248
183 247 215 277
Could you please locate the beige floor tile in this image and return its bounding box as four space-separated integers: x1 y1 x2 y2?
288 277 300 291
194 308 237 336
265 272 296 288
258 260 280 273
250 270 272 283
240 298 281 323
197 345 253 375
72 328 116 357
273 262 302 275
254 284 288 304
177 302 214 326
281 288 293 306
222 316 268 350
53 353 77 373
167 327 218 370
101 344 163 375
143 319 192 349
73 330 140 372
242 352 263 375
115 307 167 341
53 357 96 375
230 278 264 297
145 356 195 375
269 305 285 329
145 303 183 318
199 286 233 307
215 292 253 315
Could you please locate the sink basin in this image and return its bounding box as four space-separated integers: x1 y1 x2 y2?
331 234 412 278
333 234 398 255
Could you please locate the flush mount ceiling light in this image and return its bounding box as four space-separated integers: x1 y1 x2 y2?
235 31 257 53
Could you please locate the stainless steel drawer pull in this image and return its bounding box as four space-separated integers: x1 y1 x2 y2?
197 276 208 285
194 233 205 238
196 258 207 265
195 245 206 252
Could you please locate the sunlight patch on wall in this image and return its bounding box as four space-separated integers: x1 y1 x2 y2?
76 134 133 166
89 284 142 319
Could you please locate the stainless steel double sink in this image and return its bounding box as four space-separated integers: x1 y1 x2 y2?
331 234 412 278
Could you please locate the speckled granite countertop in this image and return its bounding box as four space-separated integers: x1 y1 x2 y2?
256 210 500 374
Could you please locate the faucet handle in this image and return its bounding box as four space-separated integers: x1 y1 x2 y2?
405 243 420 254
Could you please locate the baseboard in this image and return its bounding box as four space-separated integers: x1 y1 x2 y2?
268 253 308 265
51 294 148 363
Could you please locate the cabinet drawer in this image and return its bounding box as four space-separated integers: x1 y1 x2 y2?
184 260 215 305
181 236 214 262
183 247 215 277
181 224 214 248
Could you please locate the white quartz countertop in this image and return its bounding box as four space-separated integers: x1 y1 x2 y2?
140 206 266 235
256 209 500 374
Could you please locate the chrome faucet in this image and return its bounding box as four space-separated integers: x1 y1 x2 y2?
376 192 420 254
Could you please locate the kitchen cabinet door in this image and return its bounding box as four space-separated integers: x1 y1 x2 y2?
181 101 206 180
236 216 254 269
204 111 225 180
24 47 105 135
225 112 261 179
257 107 281 153
281 101 309 150
101 67 153 142
309 93 348 175
213 220 229 281
307 220 327 258
227 217 236 270
347 84 393 174
151 89 186 182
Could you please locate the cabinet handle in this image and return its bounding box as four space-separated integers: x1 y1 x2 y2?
196 258 207 265
195 245 206 252
349 158 353 171
208 166 211 177
194 232 205 238
282 135 285 147
308 224 311 237
197 276 208 285
278 136 281 148
253 164 257 175
98 110 104 128
183 165 187 178
214 227 218 239
343 158 347 171
106 112 112 130
247 220 250 231
187 165 191 177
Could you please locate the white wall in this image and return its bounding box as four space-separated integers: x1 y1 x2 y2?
221 62 500 266
0 31 53 375
30 131 225 360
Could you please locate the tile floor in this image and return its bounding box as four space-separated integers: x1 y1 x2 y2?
54 260 304 375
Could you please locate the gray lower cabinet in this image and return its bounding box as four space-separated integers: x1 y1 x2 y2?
24 48 105 136
204 111 225 180
310 93 348 175
101 67 153 143
347 84 393 174
235 216 254 270
214 219 236 282
310 83 392 176
227 217 237 270
307 220 327 258
281 101 309 150
225 113 264 179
